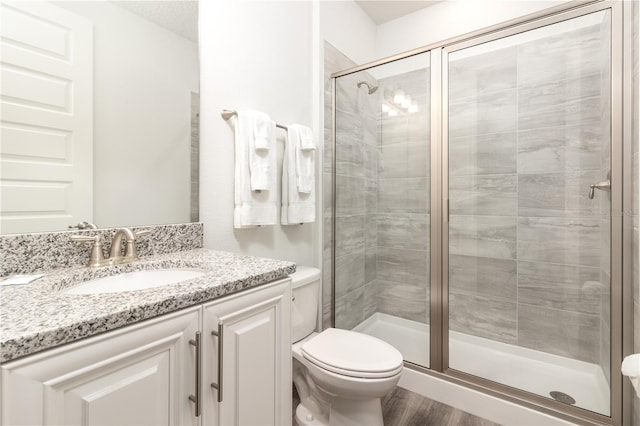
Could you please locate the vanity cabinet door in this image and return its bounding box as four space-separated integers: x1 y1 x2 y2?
202 279 292 426
1 307 200 426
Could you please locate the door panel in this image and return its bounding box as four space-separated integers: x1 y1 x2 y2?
0 1 93 233
445 9 612 416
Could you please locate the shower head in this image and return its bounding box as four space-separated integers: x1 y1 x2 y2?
357 80 378 95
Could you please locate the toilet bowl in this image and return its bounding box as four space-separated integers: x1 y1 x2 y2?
290 267 403 426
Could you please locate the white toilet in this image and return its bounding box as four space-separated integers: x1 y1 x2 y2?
290 266 403 426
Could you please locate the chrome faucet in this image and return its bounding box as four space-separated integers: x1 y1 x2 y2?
71 227 150 267
109 227 151 264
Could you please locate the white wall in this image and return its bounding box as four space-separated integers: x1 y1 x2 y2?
54 1 198 229
199 0 317 265
375 0 570 59
319 0 377 66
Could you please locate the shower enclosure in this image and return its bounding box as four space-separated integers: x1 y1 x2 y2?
329 1 630 424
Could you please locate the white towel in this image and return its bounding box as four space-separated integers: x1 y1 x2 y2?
295 125 315 194
282 125 315 225
233 110 278 228
247 111 275 191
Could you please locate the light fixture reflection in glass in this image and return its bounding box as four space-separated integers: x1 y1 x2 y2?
393 89 405 105
388 109 398 117
381 103 391 113
401 95 412 109
408 104 419 113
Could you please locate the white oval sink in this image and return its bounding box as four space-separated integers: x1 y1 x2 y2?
63 268 207 295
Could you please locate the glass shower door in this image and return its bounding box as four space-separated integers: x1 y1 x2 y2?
446 10 612 415
333 52 431 368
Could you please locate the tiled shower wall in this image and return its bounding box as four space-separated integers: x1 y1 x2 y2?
448 21 609 366
328 20 612 367
323 42 378 330
374 69 430 324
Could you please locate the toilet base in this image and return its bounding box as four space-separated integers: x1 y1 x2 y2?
295 398 384 426
295 403 325 426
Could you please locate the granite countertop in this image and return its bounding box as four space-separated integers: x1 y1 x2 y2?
0 249 296 364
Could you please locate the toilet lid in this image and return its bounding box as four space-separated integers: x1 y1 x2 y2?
301 328 403 379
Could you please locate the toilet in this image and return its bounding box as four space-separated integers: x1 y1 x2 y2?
290 266 403 426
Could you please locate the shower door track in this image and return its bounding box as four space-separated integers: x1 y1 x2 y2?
330 0 634 425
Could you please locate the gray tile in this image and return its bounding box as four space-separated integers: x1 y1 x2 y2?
365 213 377 248
335 251 365 299
363 281 377 320
335 215 365 257
364 145 378 180
517 216 600 266
377 247 429 287
375 279 428 324
449 215 517 260
335 135 364 177
517 24 603 85
379 114 429 148
518 261 601 315
365 246 377 284
365 178 377 212
378 178 429 214
518 73 601 118
449 89 517 138
517 124 602 174
377 213 429 251
517 304 600 363
335 286 365 330
335 107 364 138
449 292 517 344
518 92 601 132
449 254 516 300
449 132 517 176
449 46 517 101
378 143 407 179
407 138 430 178
449 174 517 216
518 170 601 217
335 176 365 216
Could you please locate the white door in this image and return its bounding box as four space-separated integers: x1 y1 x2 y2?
0 308 200 426
0 1 93 234
203 280 292 426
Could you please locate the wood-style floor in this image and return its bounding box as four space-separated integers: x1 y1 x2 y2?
292 386 500 426
382 387 500 426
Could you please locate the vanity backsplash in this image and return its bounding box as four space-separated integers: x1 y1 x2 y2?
0 223 203 276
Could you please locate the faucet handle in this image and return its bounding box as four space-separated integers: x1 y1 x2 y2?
70 234 108 267
122 229 151 260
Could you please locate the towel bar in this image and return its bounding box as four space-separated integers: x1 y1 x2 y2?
221 109 288 130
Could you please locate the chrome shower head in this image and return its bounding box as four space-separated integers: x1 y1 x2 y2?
357 80 378 94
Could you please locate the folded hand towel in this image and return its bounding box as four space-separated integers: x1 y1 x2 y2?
246 111 275 191
294 125 315 194
282 124 315 225
233 110 278 228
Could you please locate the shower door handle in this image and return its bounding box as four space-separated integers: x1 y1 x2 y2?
588 180 610 200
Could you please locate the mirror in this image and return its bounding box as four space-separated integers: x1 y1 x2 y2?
0 0 199 235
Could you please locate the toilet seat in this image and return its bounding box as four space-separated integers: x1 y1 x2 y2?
301 328 403 379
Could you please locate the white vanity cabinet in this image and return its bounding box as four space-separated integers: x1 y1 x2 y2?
0 307 201 426
1 278 292 426
202 279 292 426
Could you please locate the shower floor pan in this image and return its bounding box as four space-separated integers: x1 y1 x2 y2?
353 313 610 416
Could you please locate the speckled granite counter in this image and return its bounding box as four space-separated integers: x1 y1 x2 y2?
0 249 296 364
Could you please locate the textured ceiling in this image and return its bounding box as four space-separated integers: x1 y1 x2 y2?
110 0 198 42
355 0 442 25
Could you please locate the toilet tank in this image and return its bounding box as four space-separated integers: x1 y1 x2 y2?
290 266 321 343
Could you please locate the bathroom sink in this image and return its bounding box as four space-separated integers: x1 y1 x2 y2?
63 268 207 295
